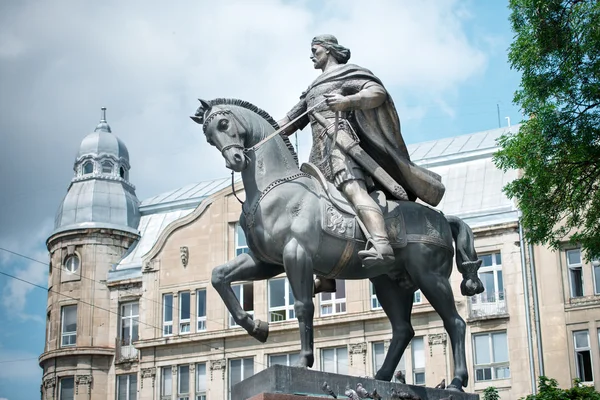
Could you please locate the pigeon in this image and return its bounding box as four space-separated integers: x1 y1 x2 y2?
321 381 337 398
345 385 360 400
435 378 446 389
355 383 372 399
390 388 400 400
370 388 382 400
390 388 422 400
394 370 406 384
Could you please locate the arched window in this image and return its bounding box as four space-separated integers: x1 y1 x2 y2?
83 161 94 175
101 161 113 174
119 166 126 179
64 255 80 273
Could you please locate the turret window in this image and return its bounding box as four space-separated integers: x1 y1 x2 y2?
83 161 94 175
120 166 126 179
64 255 80 273
102 161 114 174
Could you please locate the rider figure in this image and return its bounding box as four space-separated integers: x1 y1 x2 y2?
278 34 399 271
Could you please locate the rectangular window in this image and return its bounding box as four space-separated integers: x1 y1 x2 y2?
574 330 593 382
567 249 584 298
197 289 207 332
59 376 74 400
161 366 172 400
178 365 190 400
478 252 504 303
412 337 425 385
321 346 348 375
413 290 422 304
473 331 510 381
235 223 249 256
320 280 346 316
196 363 207 400
163 294 173 336
372 342 405 382
268 352 300 367
268 278 295 322
117 374 138 400
61 305 77 347
593 259 600 295
229 283 254 327
120 302 139 345
229 358 254 391
179 292 191 334
371 282 381 310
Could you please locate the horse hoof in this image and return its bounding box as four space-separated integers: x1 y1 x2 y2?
251 319 269 343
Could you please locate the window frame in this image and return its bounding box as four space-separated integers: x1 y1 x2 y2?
63 254 80 273
472 331 511 382
82 160 94 175
60 304 77 347
178 365 190 400
179 291 191 335
116 373 138 400
101 160 114 174
268 352 300 367
268 277 295 323
229 283 254 327
411 336 426 386
161 366 173 400
592 259 600 295
59 376 75 400
163 294 174 337
319 279 346 316
119 302 139 346
197 289 207 332
235 223 249 256
229 357 254 393
567 248 584 298
320 346 348 375
196 363 207 400
371 282 381 310
574 330 594 383
476 252 504 303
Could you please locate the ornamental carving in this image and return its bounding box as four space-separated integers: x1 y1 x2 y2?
428 333 447 356
75 375 93 395
43 377 56 389
349 342 367 366
210 358 226 381
141 367 156 389
180 246 189 268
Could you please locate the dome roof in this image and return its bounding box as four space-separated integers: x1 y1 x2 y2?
51 107 140 237
77 108 129 162
53 180 140 234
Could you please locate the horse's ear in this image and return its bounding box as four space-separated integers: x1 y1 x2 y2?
198 98 210 109
190 115 203 125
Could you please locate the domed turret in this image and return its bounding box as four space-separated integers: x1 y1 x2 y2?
52 108 140 235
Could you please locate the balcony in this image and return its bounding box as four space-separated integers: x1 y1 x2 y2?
115 338 139 363
467 291 508 321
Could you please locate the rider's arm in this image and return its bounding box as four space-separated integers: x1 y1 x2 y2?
278 98 309 136
345 81 387 110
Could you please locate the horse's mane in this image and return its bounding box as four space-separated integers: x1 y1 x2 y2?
207 98 298 166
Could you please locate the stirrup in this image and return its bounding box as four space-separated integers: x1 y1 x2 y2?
358 238 395 269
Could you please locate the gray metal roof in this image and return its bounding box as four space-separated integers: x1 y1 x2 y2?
77 111 130 162
53 179 140 235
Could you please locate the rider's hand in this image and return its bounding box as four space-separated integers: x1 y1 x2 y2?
324 93 351 112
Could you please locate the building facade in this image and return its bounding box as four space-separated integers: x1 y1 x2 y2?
39 112 600 399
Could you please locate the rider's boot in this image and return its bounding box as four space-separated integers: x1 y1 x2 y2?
314 276 336 296
356 205 395 269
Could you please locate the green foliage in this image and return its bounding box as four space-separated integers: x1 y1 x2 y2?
483 386 500 400
521 376 600 399
494 0 600 259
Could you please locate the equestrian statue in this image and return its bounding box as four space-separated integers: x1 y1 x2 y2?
190 34 484 392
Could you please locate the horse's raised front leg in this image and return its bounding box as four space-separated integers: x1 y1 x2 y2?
211 252 284 342
282 238 315 368
370 274 415 381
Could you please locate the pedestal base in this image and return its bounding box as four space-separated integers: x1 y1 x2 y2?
232 365 478 400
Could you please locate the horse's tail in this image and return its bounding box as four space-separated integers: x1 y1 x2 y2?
446 215 485 296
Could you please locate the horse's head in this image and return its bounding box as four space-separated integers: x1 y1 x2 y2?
191 99 249 172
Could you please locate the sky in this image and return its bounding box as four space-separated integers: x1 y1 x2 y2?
0 1 522 398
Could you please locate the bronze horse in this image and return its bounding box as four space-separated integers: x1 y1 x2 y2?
191 98 484 391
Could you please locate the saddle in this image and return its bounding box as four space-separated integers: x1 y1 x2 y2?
300 162 407 248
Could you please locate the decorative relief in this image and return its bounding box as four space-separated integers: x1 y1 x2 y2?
349 342 367 366
43 377 56 389
75 375 93 395
325 205 352 236
144 259 159 272
180 246 189 268
189 363 196 373
428 333 447 356
210 358 226 381
172 365 178 375
141 367 156 389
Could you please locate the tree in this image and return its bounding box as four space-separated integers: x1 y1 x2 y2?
483 386 500 400
521 376 600 399
494 0 600 259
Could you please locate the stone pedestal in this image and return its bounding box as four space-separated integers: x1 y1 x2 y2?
232 365 479 400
